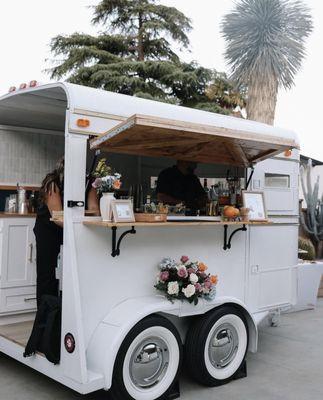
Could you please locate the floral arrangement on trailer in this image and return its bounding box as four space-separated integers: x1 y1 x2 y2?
92 158 122 193
155 256 218 305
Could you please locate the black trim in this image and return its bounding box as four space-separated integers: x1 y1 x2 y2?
67 200 84 208
223 224 247 250
111 226 136 257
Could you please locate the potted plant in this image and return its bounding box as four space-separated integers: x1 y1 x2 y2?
92 158 121 221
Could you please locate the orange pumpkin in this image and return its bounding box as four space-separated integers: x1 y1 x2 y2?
223 206 240 219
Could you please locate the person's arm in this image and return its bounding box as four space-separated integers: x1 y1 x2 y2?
157 192 182 205
46 183 63 227
87 186 100 215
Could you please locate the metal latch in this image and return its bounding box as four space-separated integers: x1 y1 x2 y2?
67 200 85 208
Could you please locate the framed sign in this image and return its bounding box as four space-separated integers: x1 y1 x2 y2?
111 200 135 223
242 191 267 221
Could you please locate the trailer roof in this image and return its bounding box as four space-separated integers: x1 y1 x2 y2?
0 83 299 165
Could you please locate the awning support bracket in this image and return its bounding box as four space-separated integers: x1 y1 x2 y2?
223 224 247 250
111 226 136 257
245 167 255 190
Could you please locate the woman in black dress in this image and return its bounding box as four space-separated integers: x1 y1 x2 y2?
34 157 99 307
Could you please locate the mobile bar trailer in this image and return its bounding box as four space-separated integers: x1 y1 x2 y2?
0 82 299 400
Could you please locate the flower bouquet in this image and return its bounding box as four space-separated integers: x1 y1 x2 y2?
92 158 122 194
155 256 218 305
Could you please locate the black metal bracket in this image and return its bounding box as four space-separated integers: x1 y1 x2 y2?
67 200 85 208
223 224 247 250
111 226 136 257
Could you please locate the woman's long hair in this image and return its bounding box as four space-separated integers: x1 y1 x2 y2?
39 157 64 204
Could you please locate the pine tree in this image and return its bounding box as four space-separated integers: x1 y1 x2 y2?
49 0 245 113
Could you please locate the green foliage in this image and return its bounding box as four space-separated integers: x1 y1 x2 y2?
49 0 245 114
222 0 313 89
298 237 316 261
300 159 323 243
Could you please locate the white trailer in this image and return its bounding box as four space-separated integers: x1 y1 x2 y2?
0 82 299 400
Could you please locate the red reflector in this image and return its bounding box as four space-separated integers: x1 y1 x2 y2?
29 80 38 87
64 333 75 353
19 83 27 89
9 86 16 93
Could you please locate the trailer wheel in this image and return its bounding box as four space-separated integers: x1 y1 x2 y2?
185 306 248 386
110 315 182 400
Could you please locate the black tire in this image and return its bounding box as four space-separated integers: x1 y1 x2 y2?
110 315 182 400
185 306 248 387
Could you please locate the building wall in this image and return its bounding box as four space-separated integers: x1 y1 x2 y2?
0 126 64 186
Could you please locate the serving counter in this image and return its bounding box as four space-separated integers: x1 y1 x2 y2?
0 212 36 218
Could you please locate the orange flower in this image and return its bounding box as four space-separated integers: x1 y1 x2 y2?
198 262 208 272
210 275 218 285
113 180 122 190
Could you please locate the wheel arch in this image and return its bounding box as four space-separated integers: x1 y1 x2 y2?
86 295 257 390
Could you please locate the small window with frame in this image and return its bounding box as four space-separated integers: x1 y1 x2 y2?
264 173 290 189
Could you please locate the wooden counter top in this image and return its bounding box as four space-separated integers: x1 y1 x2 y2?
82 219 272 228
0 212 36 218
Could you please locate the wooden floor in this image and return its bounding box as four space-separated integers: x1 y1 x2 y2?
0 321 33 347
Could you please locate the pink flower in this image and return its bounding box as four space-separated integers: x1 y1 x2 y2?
204 280 212 289
195 283 202 292
199 272 207 279
160 271 169 282
180 255 189 263
92 178 102 189
177 266 188 279
187 268 196 275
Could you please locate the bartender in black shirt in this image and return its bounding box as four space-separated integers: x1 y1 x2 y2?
156 160 207 212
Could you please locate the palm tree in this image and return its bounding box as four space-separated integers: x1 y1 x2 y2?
221 0 312 124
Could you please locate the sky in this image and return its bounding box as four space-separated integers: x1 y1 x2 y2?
0 0 322 160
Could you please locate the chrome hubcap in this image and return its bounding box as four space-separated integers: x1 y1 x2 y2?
208 323 239 369
129 337 169 388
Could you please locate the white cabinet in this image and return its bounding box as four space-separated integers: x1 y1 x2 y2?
0 217 36 314
251 158 299 216
246 225 298 313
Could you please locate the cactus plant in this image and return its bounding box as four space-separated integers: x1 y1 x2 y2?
298 237 316 261
300 159 323 243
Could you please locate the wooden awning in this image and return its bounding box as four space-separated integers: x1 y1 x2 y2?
90 114 299 167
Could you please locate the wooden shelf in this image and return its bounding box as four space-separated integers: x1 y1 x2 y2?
83 219 272 228
0 212 36 218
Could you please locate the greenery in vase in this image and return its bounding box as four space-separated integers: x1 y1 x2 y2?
92 158 121 194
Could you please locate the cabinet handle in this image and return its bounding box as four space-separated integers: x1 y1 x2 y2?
28 243 33 262
24 297 36 302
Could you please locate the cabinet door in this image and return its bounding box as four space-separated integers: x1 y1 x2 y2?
0 218 36 288
251 159 299 215
246 225 298 313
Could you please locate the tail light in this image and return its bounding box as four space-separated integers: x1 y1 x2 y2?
76 118 90 128
64 333 76 353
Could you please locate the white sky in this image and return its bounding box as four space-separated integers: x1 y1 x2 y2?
0 0 322 160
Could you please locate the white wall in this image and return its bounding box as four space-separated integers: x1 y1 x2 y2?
0 126 64 186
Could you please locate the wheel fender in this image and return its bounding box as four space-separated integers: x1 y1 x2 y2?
86 295 257 390
86 295 180 390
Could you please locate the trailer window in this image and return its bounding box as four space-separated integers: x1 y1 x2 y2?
265 173 290 189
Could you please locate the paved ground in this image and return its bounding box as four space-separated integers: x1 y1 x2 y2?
1 301 323 400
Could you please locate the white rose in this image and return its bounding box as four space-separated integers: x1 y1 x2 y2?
167 281 179 295
189 273 198 284
182 284 196 298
